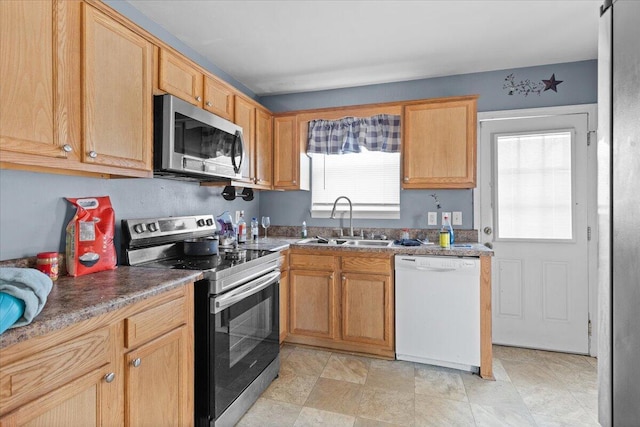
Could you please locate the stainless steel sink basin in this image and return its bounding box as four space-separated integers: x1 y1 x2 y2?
296 238 348 245
342 240 394 248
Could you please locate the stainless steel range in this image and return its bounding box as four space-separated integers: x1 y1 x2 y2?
122 214 280 427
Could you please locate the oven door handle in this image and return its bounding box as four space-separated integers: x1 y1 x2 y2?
213 270 280 314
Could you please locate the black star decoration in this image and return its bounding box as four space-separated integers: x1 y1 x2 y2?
542 74 563 92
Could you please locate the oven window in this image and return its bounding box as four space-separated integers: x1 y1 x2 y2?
226 298 272 367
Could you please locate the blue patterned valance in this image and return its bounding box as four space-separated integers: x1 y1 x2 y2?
307 114 401 155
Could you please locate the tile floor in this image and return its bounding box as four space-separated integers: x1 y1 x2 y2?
237 344 599 427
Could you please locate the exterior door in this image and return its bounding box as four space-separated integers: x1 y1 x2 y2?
479 113 590 354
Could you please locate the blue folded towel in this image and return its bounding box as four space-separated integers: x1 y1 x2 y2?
0 268 53 329
393 239 422 246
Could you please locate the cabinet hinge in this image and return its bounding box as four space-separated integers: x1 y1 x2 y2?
588 319 593 336
587 226 592 241
587 131 595 147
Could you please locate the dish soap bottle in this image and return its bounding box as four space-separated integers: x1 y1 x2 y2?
237 212 247 243
442 214 454 245
251 217 259 241
301 221 308 238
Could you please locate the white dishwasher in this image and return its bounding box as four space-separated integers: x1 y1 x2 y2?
395 255 480 372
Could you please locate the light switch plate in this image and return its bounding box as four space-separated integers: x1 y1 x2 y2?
428 212 438 226
442 212 452 224
452 211 463 225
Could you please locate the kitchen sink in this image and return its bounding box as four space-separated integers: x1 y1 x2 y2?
296 238 348 245
342 240 394 248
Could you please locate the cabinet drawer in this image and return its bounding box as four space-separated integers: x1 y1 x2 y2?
0 326 111 414
125 296 186 349
341 256 392 274
290 253 334 270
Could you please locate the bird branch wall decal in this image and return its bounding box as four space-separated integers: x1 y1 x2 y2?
503 73 563 96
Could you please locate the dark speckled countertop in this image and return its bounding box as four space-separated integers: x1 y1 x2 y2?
0 267 202 350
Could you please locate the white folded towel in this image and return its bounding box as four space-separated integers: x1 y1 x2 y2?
0 268 53 328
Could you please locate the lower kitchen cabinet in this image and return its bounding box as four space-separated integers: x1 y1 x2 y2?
286 250 394 358
0 285 194 427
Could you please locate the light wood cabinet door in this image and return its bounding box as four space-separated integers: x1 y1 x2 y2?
83 4 152 171
402 96 478 188
255 107 274 188
159 49 203 106
0 0 80 162
125 326 191 427
279 268 289 344
289 270 336 339
341 273 393 348
273 115 298 189
234 96 257 184
203 76 234 120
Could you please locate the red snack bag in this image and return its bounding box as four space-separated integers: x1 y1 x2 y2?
65 196 117 277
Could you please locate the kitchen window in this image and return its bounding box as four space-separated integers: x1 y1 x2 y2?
310 150 400 219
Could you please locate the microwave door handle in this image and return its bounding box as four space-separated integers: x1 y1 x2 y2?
232 131 243 174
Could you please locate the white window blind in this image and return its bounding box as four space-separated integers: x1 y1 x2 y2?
495 131 573 240
311 150 400 219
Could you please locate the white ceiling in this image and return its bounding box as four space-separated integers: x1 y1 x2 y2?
126 0 601 96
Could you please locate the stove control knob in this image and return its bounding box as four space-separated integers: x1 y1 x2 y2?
147 222 158 232
206 218 214 226
133 223 146 234
197 219 206 227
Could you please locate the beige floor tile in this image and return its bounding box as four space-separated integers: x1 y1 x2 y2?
354 418 404 427
492 358 511 382
470 402 536 427
365 359 414 393
358 388 414 426
236 397 302 427
517 384 593 421
285 347 332 377
493 345 545 364
535 349 594 370
462 375 526 409
280 344 296 360
544 361 597 392
305 377 364 416
570 389 598 422
414 365 468 402
293 407 356 427
261 363 318 405
321 353 370 384
414 394 475 426
586 356 598 368
531 411 601 427
500 359 565 389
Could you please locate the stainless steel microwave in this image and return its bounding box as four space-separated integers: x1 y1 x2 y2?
153 94 248 181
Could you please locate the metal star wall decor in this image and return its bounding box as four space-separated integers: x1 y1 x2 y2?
542 74 563 92
503 73 564 96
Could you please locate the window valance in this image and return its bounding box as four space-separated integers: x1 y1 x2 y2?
307 114 401 155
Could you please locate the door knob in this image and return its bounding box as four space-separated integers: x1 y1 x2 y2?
483 227 492 235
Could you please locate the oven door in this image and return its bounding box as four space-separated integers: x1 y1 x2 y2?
210 270 280 420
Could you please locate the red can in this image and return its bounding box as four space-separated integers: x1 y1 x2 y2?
36 252 59 281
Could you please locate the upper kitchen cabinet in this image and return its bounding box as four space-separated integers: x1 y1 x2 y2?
0 0 81 163
159 49 235 121
82 3 153 172
402 95 478 189
273 114 297 189
233 96 273 189
158 49 203 107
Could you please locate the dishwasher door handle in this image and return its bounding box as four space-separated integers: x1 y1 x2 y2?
413 267 458 272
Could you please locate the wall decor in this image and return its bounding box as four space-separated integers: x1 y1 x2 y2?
503 73 563 96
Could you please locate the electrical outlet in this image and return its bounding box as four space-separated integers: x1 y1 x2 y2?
452 211 463 226
235 210 241 224
428 212 438 226
442 212 451 224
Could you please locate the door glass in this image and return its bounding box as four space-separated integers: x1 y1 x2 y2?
495 131 573 240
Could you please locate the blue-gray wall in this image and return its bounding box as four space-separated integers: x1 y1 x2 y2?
259 60 597 230
0 0 597 260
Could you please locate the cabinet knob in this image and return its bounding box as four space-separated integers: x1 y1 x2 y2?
292 180 297 184
342 275 346 281
88 151 97 159
404 177 409 182
206 101 212 107
104 372 115 383
62 144 73 153
196 96 202 102
132 358 141 368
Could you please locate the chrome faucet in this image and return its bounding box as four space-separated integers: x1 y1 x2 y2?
330 196 354 237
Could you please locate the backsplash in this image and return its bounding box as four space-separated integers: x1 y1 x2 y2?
269 225 478 243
